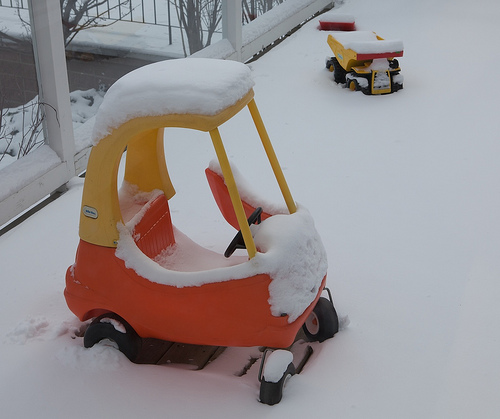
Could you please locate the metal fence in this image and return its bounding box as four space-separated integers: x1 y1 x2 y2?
0 0 28 7
0 0 288 48
86 0 172 27
0 0 288 27
0 0 174 26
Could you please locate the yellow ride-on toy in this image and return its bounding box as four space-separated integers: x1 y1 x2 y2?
326 31 404 94
64 58 339 405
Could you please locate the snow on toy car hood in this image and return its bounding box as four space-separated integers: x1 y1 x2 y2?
92 58 255 143
115 193 327 323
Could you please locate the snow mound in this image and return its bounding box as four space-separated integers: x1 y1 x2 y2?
92 58 255 143
0 145 61 201
320 12 356 23
5 317 50 344
332 31 403 54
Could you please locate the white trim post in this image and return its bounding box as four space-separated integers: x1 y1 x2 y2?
222 0 242 61
29 0 75 178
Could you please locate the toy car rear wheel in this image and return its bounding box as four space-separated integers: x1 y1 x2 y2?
84 313 142 362
389 59 399 69
331 57 347 84
302 297 339 342
325 57 335 71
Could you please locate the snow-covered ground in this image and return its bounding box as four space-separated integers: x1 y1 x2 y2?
0 88 105 171
2 0 500 417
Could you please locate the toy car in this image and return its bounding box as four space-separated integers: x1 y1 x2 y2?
64 57 339 405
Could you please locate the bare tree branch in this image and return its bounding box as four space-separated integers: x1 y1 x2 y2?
61 0 134 47
175 0 222 55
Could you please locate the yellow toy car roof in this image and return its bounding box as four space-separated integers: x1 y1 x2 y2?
79 58 295 254
91 58 255 143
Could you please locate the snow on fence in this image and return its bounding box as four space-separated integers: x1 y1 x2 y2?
0 0 334 228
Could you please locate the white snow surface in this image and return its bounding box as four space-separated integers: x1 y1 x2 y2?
0 145 61 201
2 0 500 417
91 57 254 142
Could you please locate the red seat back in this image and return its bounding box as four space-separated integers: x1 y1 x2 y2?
133 194 175 259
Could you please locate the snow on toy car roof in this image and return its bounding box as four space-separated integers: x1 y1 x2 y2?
333 31 403 55
92 58 255 143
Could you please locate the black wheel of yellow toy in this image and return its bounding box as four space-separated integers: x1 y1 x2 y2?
349 80 359 91
331 57 347 84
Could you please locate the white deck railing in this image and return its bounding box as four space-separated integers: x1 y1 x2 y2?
0 0 334 228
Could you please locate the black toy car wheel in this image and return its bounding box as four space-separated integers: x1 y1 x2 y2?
302 297 339 342
84 312 142 362
326 57 335 71
259 355 295 406
348 79 359 91
393 81 404 92
389 59 399 69
331 57 347 84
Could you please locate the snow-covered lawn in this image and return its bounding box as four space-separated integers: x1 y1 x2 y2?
1 0 500 417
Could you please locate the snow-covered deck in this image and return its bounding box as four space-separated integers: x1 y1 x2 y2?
2 0 500 417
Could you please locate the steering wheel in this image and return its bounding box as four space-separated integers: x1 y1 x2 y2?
224 207 263 258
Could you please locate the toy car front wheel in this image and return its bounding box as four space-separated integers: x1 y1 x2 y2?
348 79 359 91
84 313 142 362
302 297 339 342
259 350 295 405
393 81 404 92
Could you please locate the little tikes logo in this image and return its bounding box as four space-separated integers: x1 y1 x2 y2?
82 205 98 219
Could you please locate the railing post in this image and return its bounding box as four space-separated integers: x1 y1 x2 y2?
29 0 75 178
222 0 242 61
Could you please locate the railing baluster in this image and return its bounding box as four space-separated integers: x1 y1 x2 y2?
1 1 298 28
